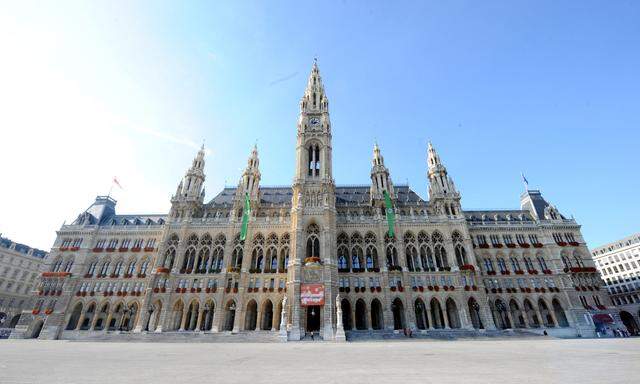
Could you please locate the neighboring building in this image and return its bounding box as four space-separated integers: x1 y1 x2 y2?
11 62 618 341
0 236 47 337
591 233 640 335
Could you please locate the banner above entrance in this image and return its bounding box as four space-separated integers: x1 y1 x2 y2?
301 284 325 306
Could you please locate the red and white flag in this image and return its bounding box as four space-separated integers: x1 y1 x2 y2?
113 177 123 189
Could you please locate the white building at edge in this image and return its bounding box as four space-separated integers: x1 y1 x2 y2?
11 62 621 341
0 236 48 336
591 233 640 335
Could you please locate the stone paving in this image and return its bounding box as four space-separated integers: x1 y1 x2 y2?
0 338 639 384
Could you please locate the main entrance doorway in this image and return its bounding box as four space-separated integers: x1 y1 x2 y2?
306 305 321 332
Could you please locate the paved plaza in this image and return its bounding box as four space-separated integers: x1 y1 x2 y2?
0 338 639 384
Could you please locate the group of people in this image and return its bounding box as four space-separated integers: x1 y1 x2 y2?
596 327 632 338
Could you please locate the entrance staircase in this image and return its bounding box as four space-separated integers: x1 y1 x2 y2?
62 330 281 343
345 328 543 341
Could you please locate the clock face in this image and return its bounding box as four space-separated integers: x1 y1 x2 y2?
309 117 320 126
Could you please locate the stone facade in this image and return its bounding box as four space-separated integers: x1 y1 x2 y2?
0 236 47 336
11 62 618 341
591 233 640 335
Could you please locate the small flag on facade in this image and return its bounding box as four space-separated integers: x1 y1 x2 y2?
383 190 396 238
240 192 251 241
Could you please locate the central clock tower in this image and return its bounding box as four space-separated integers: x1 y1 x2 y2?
287 60 338 340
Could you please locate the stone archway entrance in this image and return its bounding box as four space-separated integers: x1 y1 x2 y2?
306 306 321 332
391 298 405 330
620 311 639 335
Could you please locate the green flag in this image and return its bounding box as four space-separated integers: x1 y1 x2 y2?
383 190 395 238
240 193 251 241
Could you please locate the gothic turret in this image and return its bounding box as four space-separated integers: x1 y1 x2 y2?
370 142 394 207
170 145 206 220
235 144 261 201
427 142 461 216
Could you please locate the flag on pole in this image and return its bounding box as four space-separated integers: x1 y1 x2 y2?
383 190 396 238
113 177 123 189
521 173 529 190
240 193 251 241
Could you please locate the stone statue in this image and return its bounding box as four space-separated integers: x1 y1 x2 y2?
279 296 288 340
335 294 346 342
280 296 288 327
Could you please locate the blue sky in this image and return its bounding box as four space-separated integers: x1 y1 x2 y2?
0 1 638 250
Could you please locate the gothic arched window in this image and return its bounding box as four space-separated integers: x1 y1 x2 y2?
306 224 320 260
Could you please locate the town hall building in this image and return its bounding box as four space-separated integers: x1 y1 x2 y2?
11 62 620 341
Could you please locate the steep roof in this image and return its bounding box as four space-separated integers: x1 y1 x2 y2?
206 185 425 208
0 236 48 259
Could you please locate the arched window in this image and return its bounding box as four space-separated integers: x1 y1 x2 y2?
386 245 398 268
140 260 149 275
365 245 378 270
405 245 418 272
126 261 136 275
308 145 321 177
306 224 320 260
524 257 534 271
279 247 289 271
351 246 363 271
87 260 98 276
100 261 111 276
263 245 277 272
232 247 243 268
434 245 448 270
113 260 123 277
573 251 584 268
537 256 548 271
497 257 507 273
510 256 520 271
338 253 348 269
454 244 467 267
63 259 74 273
51 258 63 272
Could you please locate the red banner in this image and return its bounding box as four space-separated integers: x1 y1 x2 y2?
301 284 325 306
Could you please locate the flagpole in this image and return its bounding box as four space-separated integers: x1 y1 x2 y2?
521 173 529 192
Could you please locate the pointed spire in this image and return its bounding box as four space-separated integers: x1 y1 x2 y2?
427 141 443 172
426 141 461 216
372 141 384 166
370 142 394 204
246 143 259 170
237 144 261 200
301 59 328 113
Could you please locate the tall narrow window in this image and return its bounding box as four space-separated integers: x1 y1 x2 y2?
314 145 320 176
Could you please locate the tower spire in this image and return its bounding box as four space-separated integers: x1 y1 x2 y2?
370 142 394 206
427 141 461 216
300 59 328 114
237 144 261 200
294 59 333 183
170 147 206 220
